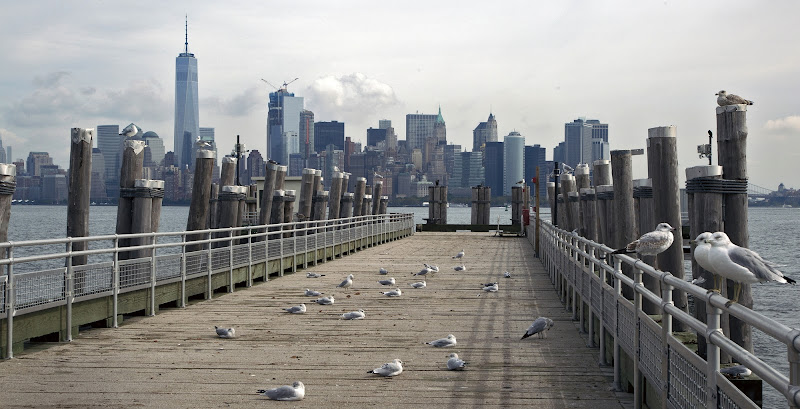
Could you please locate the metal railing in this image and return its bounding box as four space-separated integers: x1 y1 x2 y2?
1 213 414 358
537 219 800 409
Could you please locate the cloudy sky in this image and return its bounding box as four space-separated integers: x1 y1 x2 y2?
1 1 798 189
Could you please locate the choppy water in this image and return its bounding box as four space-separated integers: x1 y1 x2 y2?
4 205 799 406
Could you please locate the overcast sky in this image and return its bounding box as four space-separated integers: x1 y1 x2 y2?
1 1 798 189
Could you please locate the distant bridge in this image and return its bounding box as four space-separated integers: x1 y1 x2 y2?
748 182 776 198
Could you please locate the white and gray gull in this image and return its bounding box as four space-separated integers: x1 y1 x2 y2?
257 381 305 401
521 317 554 339
426 334 457 347
716 90 754 106
610 222 675 257
446 353 468 370
368 359 403 377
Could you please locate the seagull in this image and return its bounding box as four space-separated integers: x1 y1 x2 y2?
409 281 426 289
610 222 675 257
482 282 499 292
521 317 554 340
304 289 323 297
453 265 466 272
690 232 717 289
423 263 439 272
283 303 306 314
367 359 403 377
720 365 752 379
379 267 388 275
446 353 468 370
268 159 279 165
374 172 384 179
504 271 511 278
306 272 325 278
195 135 212 149
341 310 366 320
378 277 396 286
562 164 574 175
716 90 754 106
214 326 235 338
313 295 335 305
381 288 402 297
119 123 138 138
257 381 305 401
453 249 465 259
337 274 354 289
426 334 457 347
707 231 796 305
414 267 433 276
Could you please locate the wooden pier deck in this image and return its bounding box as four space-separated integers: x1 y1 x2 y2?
0 232 631 408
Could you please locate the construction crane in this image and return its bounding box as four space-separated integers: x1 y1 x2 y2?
260 77 299 92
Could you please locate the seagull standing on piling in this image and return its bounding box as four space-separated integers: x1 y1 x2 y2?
257 381 305 401
119 123 138 138
707 231 796 305
610 222 675 257
716 90 754 106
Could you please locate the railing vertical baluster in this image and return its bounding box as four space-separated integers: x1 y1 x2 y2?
303 222 308 269
247 227 252 288
228 229 234 293
571 237 578 320
292 224 297 271
788 343 800 409
279 224 284 276
633 266 643 409
706 304 722 409
149 234 157 316
263 226 269 282
660 280 673 409
112 236 120 327
206 231 212 299
180 233 186 307
6 245 14 359
65 238 73 342
588 245 596 347
613 257 622 392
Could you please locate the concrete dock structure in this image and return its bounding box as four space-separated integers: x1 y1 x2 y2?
0 232 628 408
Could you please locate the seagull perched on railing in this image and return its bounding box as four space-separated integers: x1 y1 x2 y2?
608 223 675 258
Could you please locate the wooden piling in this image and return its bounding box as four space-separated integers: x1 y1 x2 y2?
633 178 657 314
580 188 597 242
150 180 164 234
575 164 591 236
116 140 145 258
378 196 389 214
67 128 93 266
717 104 752 352
595 185 614 247
269 190 286 226
299 168 315 220
547 182 556 225
340 192 354 218
312 190 329 221
611 150 635 299
275 165 287 191
186 150 215 252
131 179 154 259
471 186 491 225
511 186 522 226
283 190 296 238
353 177 367 217
361 194 372 216
371 180 383 216
647 126 688 329
686 165 726 359
216 185 243 247
220 156 236 187
208 183 219 229
0 164 16 254
328 172 344 221
258 162 279 225
593 159 611 186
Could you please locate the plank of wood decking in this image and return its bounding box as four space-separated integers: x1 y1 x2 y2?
0 232 630 408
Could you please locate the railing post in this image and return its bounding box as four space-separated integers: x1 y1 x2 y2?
6 245 14 359
788 342 800 409
180 233 187 307
304 222 309 268
577 241 585 331
571 237 578 320
247 228 253 288
599 246 608 367
112 235 120 326
633 265 643 409
65 238 74 342
149 234 157 316
588 245 596 347
660 280 673 409
228 229 234 293
292 224 297 272
706 303 722 409
279 225 284 276
263 227 269 282
206 231 212 299
613 257 623 392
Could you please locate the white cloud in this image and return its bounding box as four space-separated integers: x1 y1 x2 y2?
765 115 800 132
305 73 400 119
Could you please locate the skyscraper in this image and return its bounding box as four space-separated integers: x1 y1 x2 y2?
405 112 438 150
96 124 121 197
314 121 345 152
267 86 304 165
198 127 217 164
562 118 608 168
503 132 525 195
174 17 200 169
299 109 315 159
0 134 6 163
484 141 504 197
524 144 547 201
473 113 498 152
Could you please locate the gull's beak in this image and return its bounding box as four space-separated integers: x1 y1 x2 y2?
715 93 719 96
689 240 697 245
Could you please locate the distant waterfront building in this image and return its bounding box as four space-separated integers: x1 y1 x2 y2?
0 135 6 163
26 152 53 177
553 141 566 164
452 151 484 189
42 174 67 203
5 146 10 164
588 120 609 163
198 127 217 166
174 17 200 169
443 143 461 181
299 109 315 160
96 124 122 194
503 132 525 196
524 144 547 201
141 131 166 167
406 112 438 150
562 118 608 168
484 141 504 197
90 148 108 202
247 150 265 183
314 121 345 152
367 127 388 148
267 86 304 165
473 113 498 152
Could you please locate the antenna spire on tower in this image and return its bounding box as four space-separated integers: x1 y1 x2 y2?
184 15 189 54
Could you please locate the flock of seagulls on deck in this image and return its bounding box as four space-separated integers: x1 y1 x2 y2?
209 246 554 400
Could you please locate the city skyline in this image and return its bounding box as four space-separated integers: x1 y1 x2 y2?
1 2 799 189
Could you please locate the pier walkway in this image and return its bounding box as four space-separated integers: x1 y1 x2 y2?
0 232 629 408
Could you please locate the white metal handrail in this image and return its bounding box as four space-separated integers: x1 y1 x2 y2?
538 219 800 408
1 213 414 359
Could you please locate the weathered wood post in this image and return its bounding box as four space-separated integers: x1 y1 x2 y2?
150 180 164 234
560 174 577 231
361 194 372 216
220 156 236 187
353 177 367 217
131 179 154 259
274 165 287 191
611 149 635 299
269 190 285 226
371 180 383 216
258 162 279 225
471 186 479 225
216 185 242 247
575 164 591 236
340 192 354 219
717 104 752 352
647 125 689 329
339 173 351 212
298 168 315 220
633 178 658 314
547 182 556 225
0 164 16 252
116 139 145 259
686 165 725 359
208 183 219 229
593 159 612 186
67 128 93 267
482 187 491 225
313 170 323 193
511 186 522 226
312 190 329 221
595 185 613 249
186 149 215 252
439 186 448 224
378 196 389 214
283 190 296 238
580 188 597 242
328 172 344 221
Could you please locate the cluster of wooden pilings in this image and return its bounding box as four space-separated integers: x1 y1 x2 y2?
544 104 754 358
510 185 530 226
427 185 447 224
470 186 491 224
